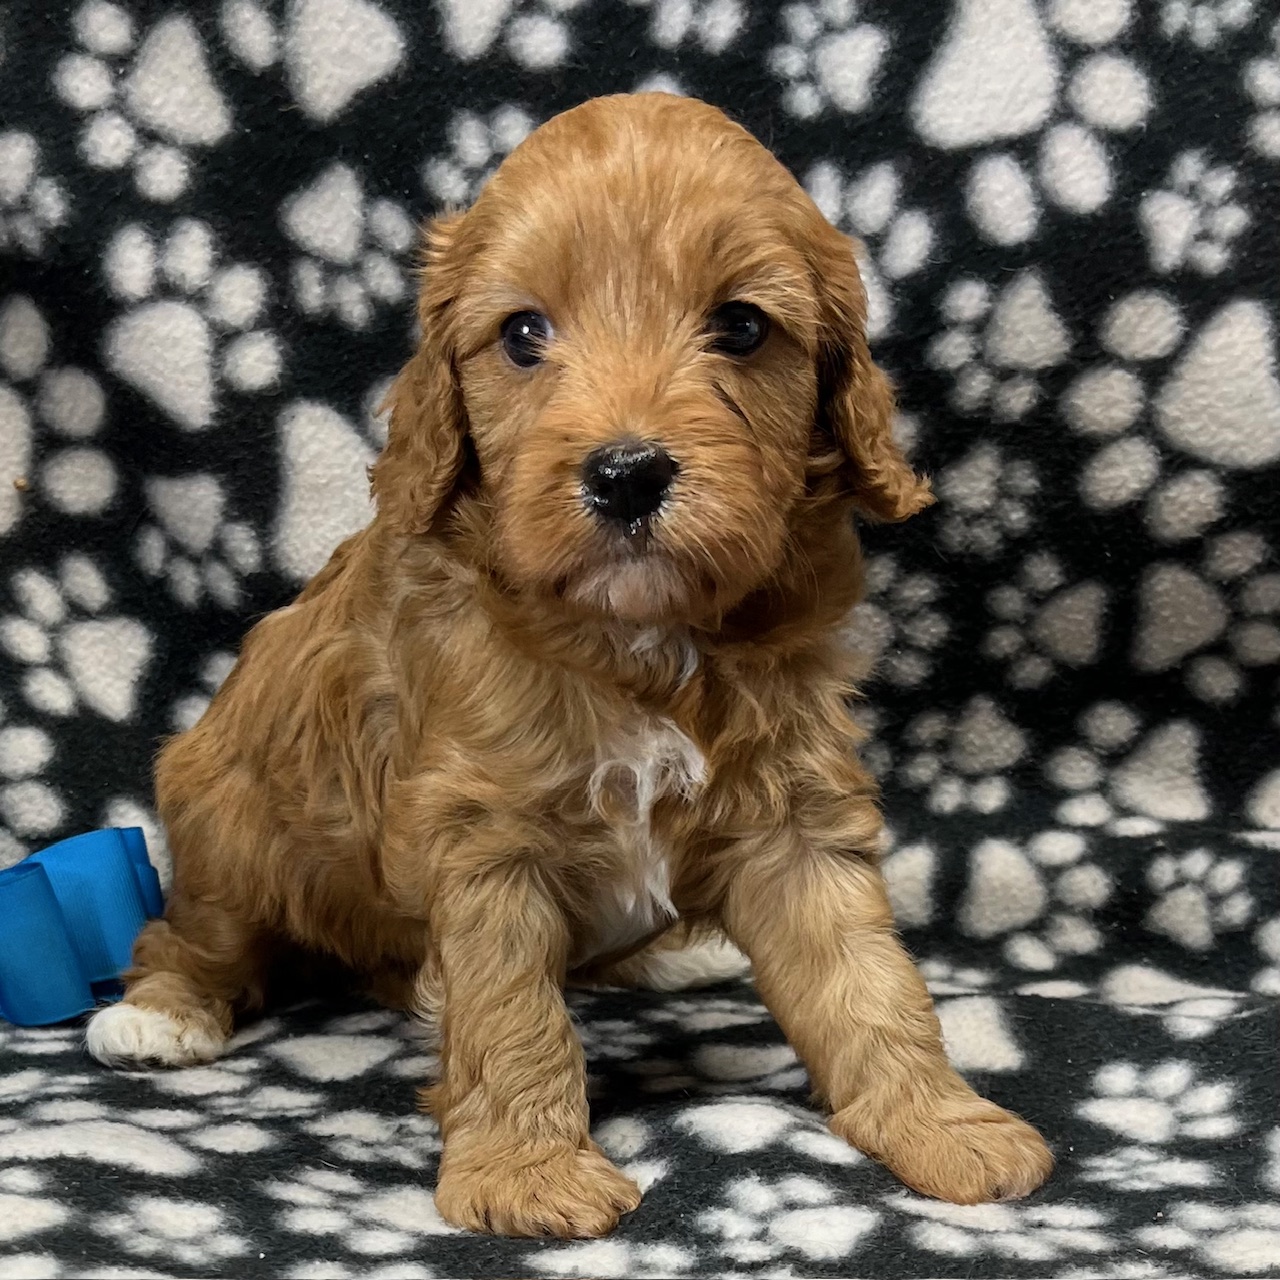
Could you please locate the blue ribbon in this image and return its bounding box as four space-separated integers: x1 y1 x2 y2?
0 828 163 1027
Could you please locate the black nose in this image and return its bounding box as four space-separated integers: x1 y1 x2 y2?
581 442 678 527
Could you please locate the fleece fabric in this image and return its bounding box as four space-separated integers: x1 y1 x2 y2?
0 1 1278 1276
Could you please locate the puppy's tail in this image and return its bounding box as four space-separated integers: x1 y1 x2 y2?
589 923 751 992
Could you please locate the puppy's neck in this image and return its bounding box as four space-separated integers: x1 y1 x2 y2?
492 596 702 703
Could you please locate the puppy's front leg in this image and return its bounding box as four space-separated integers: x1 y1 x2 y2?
721 838 1053 1204
424 864 641 1238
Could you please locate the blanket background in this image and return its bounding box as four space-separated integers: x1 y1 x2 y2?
1 0 1278 1276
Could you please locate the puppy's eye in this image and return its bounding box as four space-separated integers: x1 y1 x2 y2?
707 302 770 357
501 311 553 368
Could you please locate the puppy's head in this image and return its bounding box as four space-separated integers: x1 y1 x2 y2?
372 94 931 626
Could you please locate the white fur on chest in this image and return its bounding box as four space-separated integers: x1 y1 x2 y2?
580 717 705 963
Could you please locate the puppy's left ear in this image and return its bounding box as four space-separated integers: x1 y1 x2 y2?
370 213 470 535
811 226 934 523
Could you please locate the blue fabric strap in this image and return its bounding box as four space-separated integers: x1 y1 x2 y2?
0 828 163 1027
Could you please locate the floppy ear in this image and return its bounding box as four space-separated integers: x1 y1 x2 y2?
811 226 934 523
369 213 470 535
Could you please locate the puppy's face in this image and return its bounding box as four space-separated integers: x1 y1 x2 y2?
374 95 931 626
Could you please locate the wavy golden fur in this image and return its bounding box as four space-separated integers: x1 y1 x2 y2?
87 94 1052 1236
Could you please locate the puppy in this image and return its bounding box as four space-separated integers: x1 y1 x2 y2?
87 93 1052 1236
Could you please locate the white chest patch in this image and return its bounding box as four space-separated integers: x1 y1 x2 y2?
580 718 705 963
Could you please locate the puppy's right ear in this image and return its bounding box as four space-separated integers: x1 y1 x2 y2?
370 213 469 535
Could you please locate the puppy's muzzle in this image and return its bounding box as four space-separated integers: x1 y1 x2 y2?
581 441 679 532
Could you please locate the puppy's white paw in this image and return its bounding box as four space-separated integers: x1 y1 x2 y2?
86 1002 225 1068
630 935 752 991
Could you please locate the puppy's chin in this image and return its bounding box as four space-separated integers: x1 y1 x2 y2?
564 557 709 626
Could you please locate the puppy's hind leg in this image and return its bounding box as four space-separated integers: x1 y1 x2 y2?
87 899 268 1069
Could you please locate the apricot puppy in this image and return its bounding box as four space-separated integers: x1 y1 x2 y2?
87 93 1053 1236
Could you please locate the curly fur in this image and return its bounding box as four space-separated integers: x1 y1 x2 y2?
87 93 1051 1236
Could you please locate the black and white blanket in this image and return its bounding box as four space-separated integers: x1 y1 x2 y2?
1 1 1278 1276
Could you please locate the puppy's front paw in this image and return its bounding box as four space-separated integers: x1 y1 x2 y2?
831 1094 1053 1204
86 1001 226 1068
435 1143 641 1237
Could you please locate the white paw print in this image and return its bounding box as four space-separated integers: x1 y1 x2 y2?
0 704 58 857
0 555 151 727
1251 772 1280 828
694 1042 804 1095
266 1167 457 1255
1245 18 1280 159
916 958 996 997
423 106 535 207
217 0 404 124
268 396 386 585
909 961 1032 1074
1081 1142 1218 1192
698 1173 878 1266
183 1079 322 1121
1255 916 1280 994
806 161 936 340
0 295 116 535
958 831 1113 972
896 1198 1114 1266
1045 706 1135 830
917 2 1152 241
103 219 282 430
629 0 746 53
591 1116 673 1204
533 1245 693 1279
283 164 416 331
170 651 236 732
1134 531 1280 703
533 1241 694 1279
896 696 1026 816
842 554 949 689
769 0 889 119
0 132 70 255
1063 291 1280 530
676 1096 864 1174
53 2 232 202
934 443 1040 558
135 474 263 610
94 1195 247 1267
1064 290 1280 545
633 71 688 95
849 702 890 779
300 1108 442 1173
571 1008 659 1067
1145 848 1255 951
1008 833 1114 972
1064 292 1191 519
1079 1060 1239 1145
897 958 1035 1078
1046 705 1212 829
218 0 280 73
436 0 586 69
1162 0 1256 47
1135 1201 1280 1278
982 552 1108 689
1099 961 1252 1041
0 1172 68 1264
1140 150 1250 276
928 273 1071 420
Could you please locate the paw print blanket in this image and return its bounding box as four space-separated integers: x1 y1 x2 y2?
1 1 1277 1276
